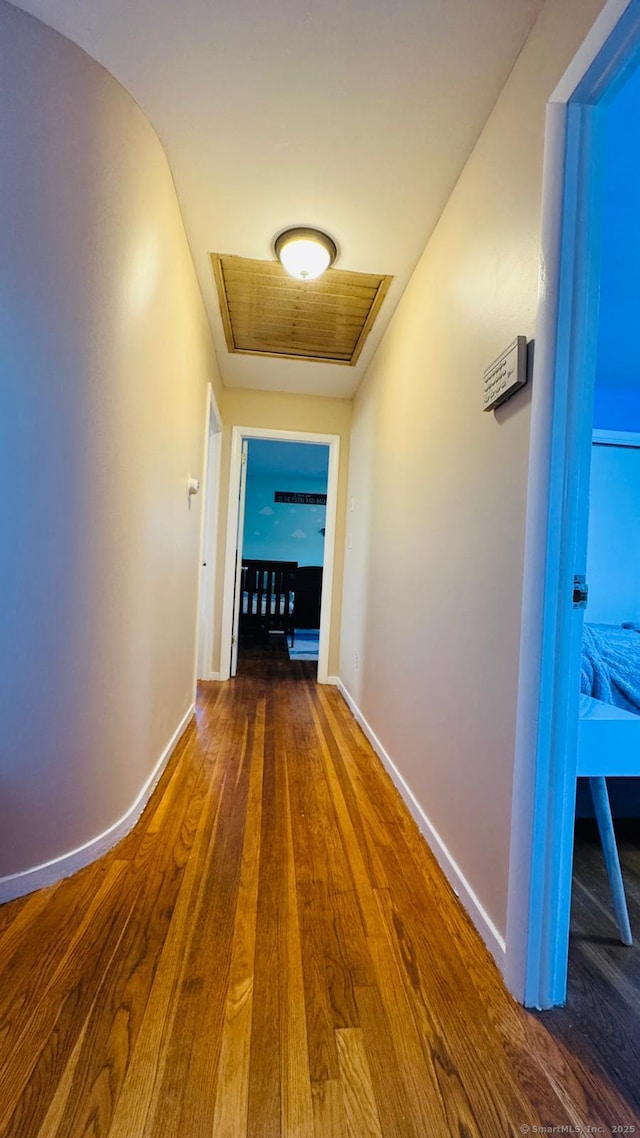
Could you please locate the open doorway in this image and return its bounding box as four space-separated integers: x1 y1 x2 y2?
507 0 640 1016
236 438 330 675
220 427 340 684
532 60 640 1095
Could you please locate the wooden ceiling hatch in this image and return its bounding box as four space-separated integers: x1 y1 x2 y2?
211 253 392 366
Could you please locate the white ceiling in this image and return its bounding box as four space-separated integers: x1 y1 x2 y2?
10 0 545 399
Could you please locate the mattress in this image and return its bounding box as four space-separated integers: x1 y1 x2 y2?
581 623 640 714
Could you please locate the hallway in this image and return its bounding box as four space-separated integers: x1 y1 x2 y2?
0 666 636 1136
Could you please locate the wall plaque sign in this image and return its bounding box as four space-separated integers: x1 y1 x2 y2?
275 491 327 505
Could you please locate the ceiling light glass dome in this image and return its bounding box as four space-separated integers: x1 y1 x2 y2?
274 227 337 281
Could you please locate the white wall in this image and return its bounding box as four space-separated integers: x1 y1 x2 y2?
0 3 221 883
340 0 605 950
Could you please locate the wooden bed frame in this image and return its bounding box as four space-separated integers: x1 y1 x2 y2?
239 559 297 646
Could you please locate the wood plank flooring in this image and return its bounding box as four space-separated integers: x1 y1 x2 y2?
537 817 640 1117
0 652 638 1136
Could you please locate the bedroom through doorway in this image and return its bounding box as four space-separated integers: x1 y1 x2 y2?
235 438 330 677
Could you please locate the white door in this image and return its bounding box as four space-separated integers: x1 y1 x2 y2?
230 439 249 678
196 403 221 681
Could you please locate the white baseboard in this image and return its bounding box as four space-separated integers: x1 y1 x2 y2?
336 679 506 970
0 703 195 905
323 674 339 686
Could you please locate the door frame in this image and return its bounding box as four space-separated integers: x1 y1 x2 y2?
196 384 223 683
219 426 340 684
230 438 249 679
506 0 640 1008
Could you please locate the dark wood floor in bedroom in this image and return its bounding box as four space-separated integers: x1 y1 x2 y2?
536 818 640 1116
0 646 638 1136
238 627 313 679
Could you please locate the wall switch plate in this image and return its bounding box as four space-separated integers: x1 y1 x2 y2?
482 336 527 412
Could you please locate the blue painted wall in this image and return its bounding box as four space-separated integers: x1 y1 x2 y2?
241 439 329 567
581 67 640 816
586 441 640 624
594 63 640 428
593 387 640 431
589 61 640 609
590 62 640 606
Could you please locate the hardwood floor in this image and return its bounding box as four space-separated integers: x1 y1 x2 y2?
537 818 640 1117
0 659 638 1136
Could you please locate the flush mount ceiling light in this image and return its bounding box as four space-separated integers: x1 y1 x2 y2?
274 227 337 281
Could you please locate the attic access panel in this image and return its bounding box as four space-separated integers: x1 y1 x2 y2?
211 253 392 366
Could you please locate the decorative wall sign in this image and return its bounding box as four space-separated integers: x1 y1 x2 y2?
275 491 327 505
